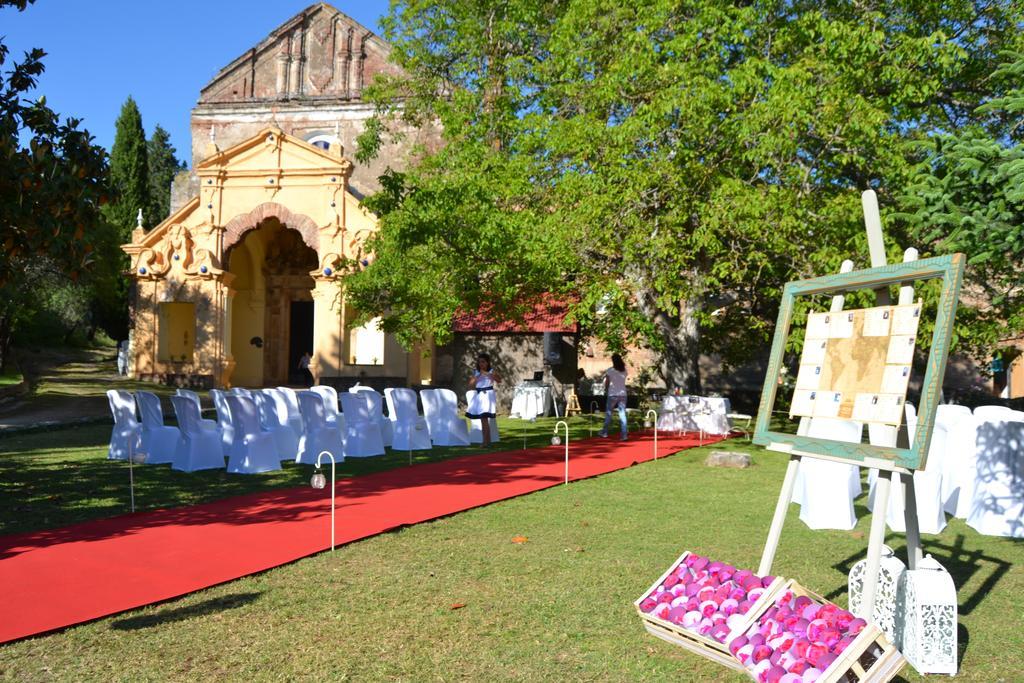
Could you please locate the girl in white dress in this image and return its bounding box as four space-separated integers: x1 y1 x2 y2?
467 353 501 445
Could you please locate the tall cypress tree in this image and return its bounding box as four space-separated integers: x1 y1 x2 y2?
108 96 150 238
147 124 186 223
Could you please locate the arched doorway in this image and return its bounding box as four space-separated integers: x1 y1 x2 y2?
226 217 318 386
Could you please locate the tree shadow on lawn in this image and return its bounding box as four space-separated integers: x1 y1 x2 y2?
0 431 715 559
109 592 262 631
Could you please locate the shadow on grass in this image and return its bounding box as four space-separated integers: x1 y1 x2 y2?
110 592 262 631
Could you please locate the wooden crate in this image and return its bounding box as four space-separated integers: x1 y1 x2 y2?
734 580 906 683
634 550 785 672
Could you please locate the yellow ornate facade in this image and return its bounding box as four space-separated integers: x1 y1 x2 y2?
123 127 431 388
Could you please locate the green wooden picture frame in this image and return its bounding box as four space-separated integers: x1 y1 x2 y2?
752 254 965 471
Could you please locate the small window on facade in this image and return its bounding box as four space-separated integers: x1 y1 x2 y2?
306 134 333 151
158 302 197 363
349 317 385 366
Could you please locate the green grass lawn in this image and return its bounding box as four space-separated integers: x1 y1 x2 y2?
0 420 1021 681
0 367 23 387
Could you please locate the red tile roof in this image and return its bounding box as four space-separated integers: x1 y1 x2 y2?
452 299 577 334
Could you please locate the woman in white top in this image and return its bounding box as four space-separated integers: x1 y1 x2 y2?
600 354 628 440
467 353 501 445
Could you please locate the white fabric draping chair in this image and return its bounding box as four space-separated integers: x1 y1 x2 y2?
135 391 179 465
210 389 234 456
385 388 432 450
695 397 732 436
106 389 141 461
966 416 1024 538
464 390 500 444
270 387 305 437
224 395 281 474
338 392 386 457
797 418 863 531
881 420 949 535
175 389 218 432
311 385 343 428
169 396 225 472
351 386 393 447
422 388 471 446
254 390 300 462
974 405 1014 420
936 405 973 512
437 388 471 446
296 390 343 465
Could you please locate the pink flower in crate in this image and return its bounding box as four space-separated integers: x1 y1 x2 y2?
685 597 699 612
729 587 747 602
663 574 679 589
801 667 822 682
834 636 855 654
747 633 765 647
711 623 731 642
639 598 658 613
736 643 755 664
762 575 776 588
657 592 674 604
698 600 718 618
835 609 854 630
801 603 820 621
729 635 749 656
667 606 688 624
816 652 836 670
846 617 866 636
720 598 739 616
793 595 812 611
683 582 701 598
763 664 788 683
748 587 766 603
787 658 808 675
779 675 803 683
735 568 753 582
791 618 809 637
681 610 702 629
708 560 724 572
714 585 731 602
727 613 746 632
805 643 829 668
652 603 672 620
690 555 709 571
752 644 773 663
791 638 811 659
805 619 828 641
751 659 772 681
737 600 753 615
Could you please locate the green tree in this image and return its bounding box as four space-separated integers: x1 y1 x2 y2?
0 0 110 370
147 123 186 222
354 1 1021 390
900 51 1024 361
107 96 150 238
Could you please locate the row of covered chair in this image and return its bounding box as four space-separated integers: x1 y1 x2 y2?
106 385 498 475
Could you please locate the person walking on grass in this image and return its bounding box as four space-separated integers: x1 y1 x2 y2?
467 353 500 446
599 353 628 440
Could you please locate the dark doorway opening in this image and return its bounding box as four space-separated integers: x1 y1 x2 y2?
289 301 314 385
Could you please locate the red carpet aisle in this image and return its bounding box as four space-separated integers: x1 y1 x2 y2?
0 432 726 643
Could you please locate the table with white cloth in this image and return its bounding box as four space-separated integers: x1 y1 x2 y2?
509 383 553 419
656 395 732 436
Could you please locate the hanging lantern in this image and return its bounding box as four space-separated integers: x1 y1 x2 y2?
895 554 958 675
551 435 561 446
131 451 148 465
848 544 906 643
310 468 327 490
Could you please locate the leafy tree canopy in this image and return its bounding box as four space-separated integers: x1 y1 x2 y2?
354 0 1022 388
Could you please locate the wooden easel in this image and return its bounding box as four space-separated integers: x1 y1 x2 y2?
758 190 924 621
565 388 582 416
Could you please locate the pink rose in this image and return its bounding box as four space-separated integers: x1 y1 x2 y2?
748 587 765 603
834 636 855 654
805 644 828 667
699 600 718 618
711 623 731 642
801 604 820 621
752 644 773 663
791 638 810 659
748 633 765 647
816 652 836 670
639 598 657 612
762 575 776 588
681 610 702 629
737 600 752 615
720 598 739 616
846 618 867 636
657 592 674 604
788 658 808 675
736 643 755 664
763 665 787 683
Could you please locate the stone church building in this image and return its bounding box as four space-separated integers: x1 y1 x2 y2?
123 3 437 389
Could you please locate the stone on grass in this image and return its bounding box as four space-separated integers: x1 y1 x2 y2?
705 450 752 469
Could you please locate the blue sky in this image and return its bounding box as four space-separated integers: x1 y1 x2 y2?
2 1 389 166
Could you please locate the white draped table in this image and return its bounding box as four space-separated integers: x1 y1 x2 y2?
509 384 553 420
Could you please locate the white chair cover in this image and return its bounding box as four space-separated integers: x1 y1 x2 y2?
338 392 386 457
510 385 552 419
224 395 281 474
170 396 225 472
296 390 344 465
135 391 180 464
974 405 1014 420
966 417 1024 537
436 388 471 446
210 389 234 456
311 385 342 427
946 415 982 518
106 389 141 461
254 390 300 462
797 418 863 531
385 388 432 450
883 420 948 535
421 389 444 440
351 386 393 447
271 387 306 437
657 395 703 433
936 405 973 511
464 390 500 444
175 388 219 432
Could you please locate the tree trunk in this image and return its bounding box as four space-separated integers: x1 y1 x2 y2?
637 290 703 394
0 313 11 375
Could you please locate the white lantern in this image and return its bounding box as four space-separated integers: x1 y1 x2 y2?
895 554 958 675
551 435 561 446
848 544 906 643
310 469 327 490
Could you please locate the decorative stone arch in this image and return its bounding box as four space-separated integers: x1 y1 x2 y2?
222 202 320 254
